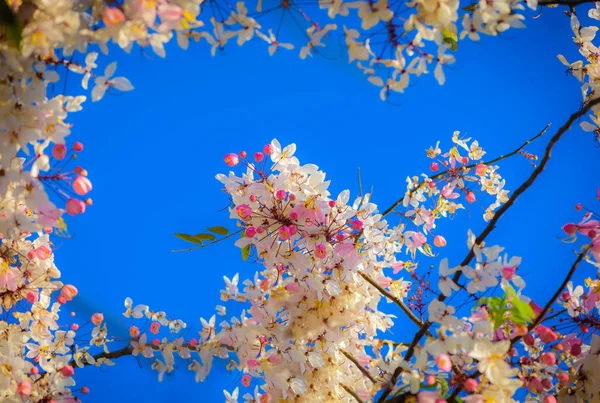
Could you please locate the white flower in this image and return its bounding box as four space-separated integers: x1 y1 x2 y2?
91 62 134 102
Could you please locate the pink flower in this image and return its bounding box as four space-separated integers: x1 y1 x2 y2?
150 322 160 334
501 267 515 280
475 163 487 176
436 353 452 372
102 7 126 26
224 153 239 167
0 263 19 291
129 326 140 338
241 374 252 387
73 176 92 195
235 204 252 221
441 184 460 199
278 226 291 241
285 282 300 293
247 359 259 368
60 284 78 301
17 380 32 396
91 313 104 326
315 244 327 259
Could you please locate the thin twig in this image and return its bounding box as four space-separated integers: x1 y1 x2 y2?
341 349 379 384
377 99 600 403
538 0 596 5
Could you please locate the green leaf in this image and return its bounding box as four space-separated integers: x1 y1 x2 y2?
193 233 216 241
175 233 204 244
0 1 22 48
442 28 459 51
483 294 508 330
241 244 251 261
462 3 478 11
207 226 229 235
506 286 535 325
438 378 449 397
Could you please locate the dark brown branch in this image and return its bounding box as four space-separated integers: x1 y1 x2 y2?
359 272 432 336
380 124 550 218
377 98 600 403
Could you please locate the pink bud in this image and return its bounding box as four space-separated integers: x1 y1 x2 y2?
288 225 297 236
542 379 552 390
247 359 259 368
561 291 570 301
434 235 446 247
84 198 93 206
30 367 39 375
189 338 198 347
254 152 264 162
249 194 257 203
570 344 581 356
263 144 274 155
245 227 257 238
543 396 557 403
239 151 247 158
430 162 439 172
528 376 543 393
91 313 104 326
428 181 436 189
579 323 589 333
575 203 583 210
73 176 92 195
57 296 67 304
328 200 336 208
81 386 90 394
71 323 79 331
336 233 345 242
352 220 363 231
66 198 85 216
152 338 160 346
464 378 478 393
557 372 569 383
52 144 67 160
149 322 160 334
541 352 556 365
466 192 476 203
73 142 84 152
60 285 78 301
26 291 37 303
275 190 287 201
224 153 239 167
426 374 436 385
17 380 32 396
289 212 298 221
256 226 264 234
524 333 535 346
461 156 469 164
60 365 74 377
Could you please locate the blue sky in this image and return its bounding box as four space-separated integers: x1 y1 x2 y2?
56 7 598 402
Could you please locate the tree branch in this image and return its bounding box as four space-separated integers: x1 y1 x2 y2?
341 383 366 403
341 349 379 385
538 0 597 6
359 272 432 336
376 98 600 403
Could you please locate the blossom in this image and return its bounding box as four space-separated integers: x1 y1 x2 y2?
91 62 134 102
